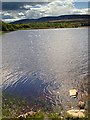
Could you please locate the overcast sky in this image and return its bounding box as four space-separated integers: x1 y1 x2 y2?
1 0 90 23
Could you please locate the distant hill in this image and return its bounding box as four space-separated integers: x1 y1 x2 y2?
11 14 90 24
1 14 90 32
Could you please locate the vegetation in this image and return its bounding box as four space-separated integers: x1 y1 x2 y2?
2 92 53 118
47 112 62 120
1 20 89 32
2 93 89 120
2 94 30 118
2 111 89 120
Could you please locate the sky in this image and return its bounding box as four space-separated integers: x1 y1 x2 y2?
1 0 90 23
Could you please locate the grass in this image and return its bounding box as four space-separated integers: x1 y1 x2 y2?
2 92 53 119
2 94 31 118
1 111 89 120
1 20 89 33
47 112 62 120
1 93 90 120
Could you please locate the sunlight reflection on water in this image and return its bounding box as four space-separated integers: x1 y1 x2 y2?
2 28 88 110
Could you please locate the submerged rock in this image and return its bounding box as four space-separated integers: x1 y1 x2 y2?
78 101 85 109
17 114 26 119
17 111 36 118
69 89 78 98
66 109 86 118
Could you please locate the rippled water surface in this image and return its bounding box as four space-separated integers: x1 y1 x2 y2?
2 28 88 110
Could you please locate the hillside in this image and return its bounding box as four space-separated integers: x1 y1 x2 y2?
1 14 90 32
11 14 90 24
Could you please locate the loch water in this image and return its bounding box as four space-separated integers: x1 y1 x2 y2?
2 28 88 111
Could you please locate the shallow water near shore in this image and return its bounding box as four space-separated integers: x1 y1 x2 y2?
1 28 88 112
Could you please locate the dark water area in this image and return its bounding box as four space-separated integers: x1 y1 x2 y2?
1 28 88 111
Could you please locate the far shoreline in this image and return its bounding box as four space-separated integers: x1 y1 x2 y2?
0 26 89 35
1 18 89 34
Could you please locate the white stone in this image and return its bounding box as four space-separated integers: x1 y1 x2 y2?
17 114 24 118
69 89 78 98
67 109 86 118
17 111 36 118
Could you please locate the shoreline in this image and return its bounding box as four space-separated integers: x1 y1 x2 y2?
0 26 89 35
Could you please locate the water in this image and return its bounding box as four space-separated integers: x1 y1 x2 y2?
1 28 88 111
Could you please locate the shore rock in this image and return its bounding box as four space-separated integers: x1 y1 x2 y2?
78 101 85 109
17 111 36 118
67 109 86 118
69 89 78 98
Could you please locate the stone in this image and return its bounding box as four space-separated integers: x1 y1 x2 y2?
69 89 78 98
17 111 36 118
17 114 25 118
67 109 86 118
27 111 36 116
78 101 85 109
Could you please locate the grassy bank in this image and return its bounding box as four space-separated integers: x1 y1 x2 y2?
1 112 89 120
1 20 89 32
2 92 54 118
1 93 89 120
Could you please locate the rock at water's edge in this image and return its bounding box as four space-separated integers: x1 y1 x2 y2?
69 89 78 98
66 109 86 118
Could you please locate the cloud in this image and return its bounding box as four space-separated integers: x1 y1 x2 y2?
22 5 33 9
24 0 88 18
72 8 89 14
18 12 25 16
2 12 14 19
22 0 75 18
3 18 21 22
2 0 89 22
2 11 22 22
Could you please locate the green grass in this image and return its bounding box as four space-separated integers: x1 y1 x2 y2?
1 94 89 120
47 112 62 120
2 92 53 119
1 20 89 32
1 110 90 120
2 94 30 118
